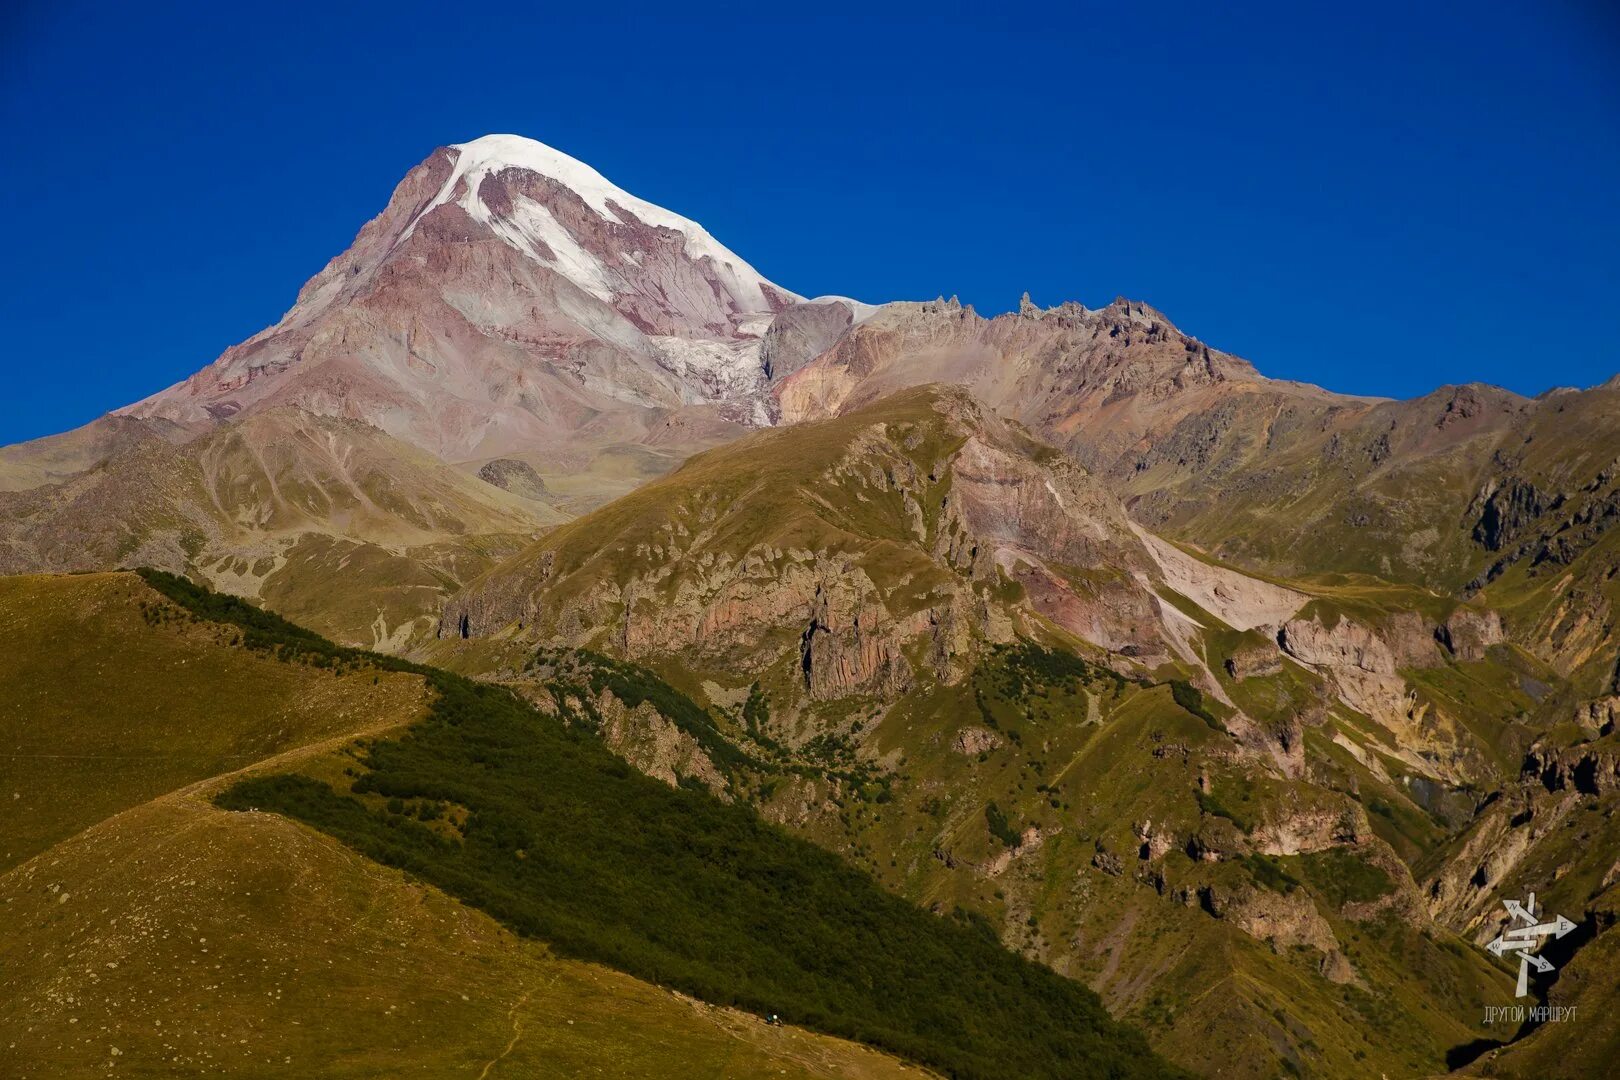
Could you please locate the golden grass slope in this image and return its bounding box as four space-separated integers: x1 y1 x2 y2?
0 792 929 1079
0 572 430 872
0 571 931 1079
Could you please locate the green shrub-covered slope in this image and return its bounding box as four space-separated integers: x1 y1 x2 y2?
136 570 1184 1080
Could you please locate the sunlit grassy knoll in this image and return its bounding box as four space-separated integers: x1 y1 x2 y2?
0 571 429 872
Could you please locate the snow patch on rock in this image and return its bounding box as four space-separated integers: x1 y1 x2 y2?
486 195 616 302
647 336 768 403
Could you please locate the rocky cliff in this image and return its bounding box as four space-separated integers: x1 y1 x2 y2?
442 387 1180 706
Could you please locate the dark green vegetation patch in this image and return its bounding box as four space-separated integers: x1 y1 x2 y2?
137 568 335 655
1169 679 1225 734
1293 847 1394 907
985 801 1022 848
139 570 1180 1080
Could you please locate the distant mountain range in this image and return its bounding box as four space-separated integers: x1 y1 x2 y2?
2 134 1617 1079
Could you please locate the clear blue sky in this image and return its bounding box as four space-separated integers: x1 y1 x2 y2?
2 1 1617 445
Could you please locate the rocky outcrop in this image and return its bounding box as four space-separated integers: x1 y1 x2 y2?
952 726 1003 755
930 429 1165 656
477 458 550 501
1133 818 1175 862
1378 611 1449 668
1224 637 1285 680
1276 614 1424 733
1196 881 1348 974
1250 804 1365 857
625 552 940 702
945 435 1138 573
441 549 557 639
800 581 912 700
1474 478 1559 552
1090 849 1124 876
1577 696 1620 737
761 301 855 384
1525 738 1620 796
984 825 1046 877
1424 792 1578 929
1435 607 1504 661
592 689 729 797
1279 615 1397 675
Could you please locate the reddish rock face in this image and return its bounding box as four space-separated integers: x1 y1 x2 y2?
439 386 1186 699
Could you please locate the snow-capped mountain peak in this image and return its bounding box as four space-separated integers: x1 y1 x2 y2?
444 134 713 238
418 134 797 318
116 134 844 460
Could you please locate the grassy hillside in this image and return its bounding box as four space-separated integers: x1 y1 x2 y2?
125 570 1180 1080
0 572 429 871
0 790 932 1079
0 570 951 1079
442 636 1513 1079
786 641 1506 1079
